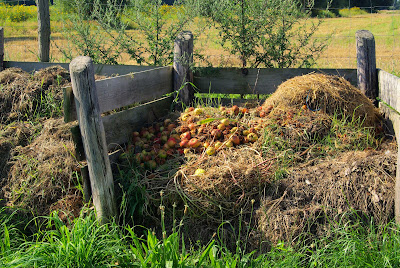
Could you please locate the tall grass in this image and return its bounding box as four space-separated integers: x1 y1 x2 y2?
2 204 400 267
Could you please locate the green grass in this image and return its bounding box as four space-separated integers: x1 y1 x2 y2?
2 205 400 267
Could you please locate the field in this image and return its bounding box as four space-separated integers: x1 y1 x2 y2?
1 5 400 74
1 4 400 267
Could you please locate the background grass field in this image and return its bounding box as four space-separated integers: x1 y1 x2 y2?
1 5 399 75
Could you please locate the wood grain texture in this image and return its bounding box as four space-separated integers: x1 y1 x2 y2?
356 30 377 100
37 0 50 62
64 66 173 122
193 68 358 94
102 96 173 149
174 31 194 106
377 70 400 224
70 56 117 223
4 61 158 76
0 27 3 71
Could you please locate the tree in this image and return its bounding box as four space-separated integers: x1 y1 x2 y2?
210 0 329 68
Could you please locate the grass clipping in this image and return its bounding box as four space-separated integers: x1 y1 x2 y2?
262 72 380 127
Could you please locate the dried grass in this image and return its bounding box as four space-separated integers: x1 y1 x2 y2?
257 141 397 245
2 118 80 215
263 73 381 127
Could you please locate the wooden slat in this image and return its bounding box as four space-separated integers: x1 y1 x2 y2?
193 68 358 95
378 69 400 113
102 96 173 149
64 66 173 122
4 61 159 76
377 69 400 225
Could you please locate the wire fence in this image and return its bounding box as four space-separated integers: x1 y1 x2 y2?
1 4 399 74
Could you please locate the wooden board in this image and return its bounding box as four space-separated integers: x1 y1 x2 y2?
378 69 400 113
102 96 173 149
193 68 358 95
4 61 159 76
377 69 400 225
64 66 173 122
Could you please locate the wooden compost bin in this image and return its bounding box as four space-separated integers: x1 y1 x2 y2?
59 31 400 223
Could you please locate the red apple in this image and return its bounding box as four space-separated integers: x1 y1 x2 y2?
180 131 191 140
179 139 189 148
167 137 177 148
188 138 201 148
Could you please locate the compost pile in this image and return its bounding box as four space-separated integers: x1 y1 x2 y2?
0 66 83 217
121 73 395 245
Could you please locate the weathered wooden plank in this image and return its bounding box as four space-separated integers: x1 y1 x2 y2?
95 66 172 115
63 86 75 123
70 56 117 223
0 27 4 71
4 61 159 76
64 66 173 122
377 69 400 224
174 31 194 106
378 69 400 113
193 68 358 95
356 30 377 101
37 0 50 62
102 96 173 149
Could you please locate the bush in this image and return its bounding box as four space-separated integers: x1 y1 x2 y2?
312 9 336 18
339 7 369 17
0 3 36 22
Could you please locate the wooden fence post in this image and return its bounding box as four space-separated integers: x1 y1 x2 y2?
37 0 50 62
174 31 194 107
69 56 117 223
0 27 4 71
356 30 377 102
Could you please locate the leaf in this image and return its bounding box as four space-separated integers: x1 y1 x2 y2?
198 118 223 125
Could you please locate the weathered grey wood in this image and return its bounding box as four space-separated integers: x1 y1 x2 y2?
377 69 400 224
194 68 358 95
356 30 377 101
37 0 51 62
378 70 400 114
0 27 4 71
102 96 173 149
70 56 117 223
63 87 74 123
4 61 158 76
64 66 173 122
174 31 194 106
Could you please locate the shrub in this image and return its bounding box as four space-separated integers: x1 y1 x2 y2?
339 7 369 17
0 3 36 22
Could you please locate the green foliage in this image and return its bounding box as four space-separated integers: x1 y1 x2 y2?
209 0 329 68
339 6 369 17
57 0 122 64
96 0 193 65
0 3 36 22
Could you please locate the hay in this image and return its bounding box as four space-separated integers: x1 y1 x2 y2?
263 73 381 127
175 146 270 217
0 66 69 123
2 118 80 215
256 141 396 245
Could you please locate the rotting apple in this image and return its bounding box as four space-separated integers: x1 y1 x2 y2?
180 131 191 140
188 138 201 148
206 146 216 156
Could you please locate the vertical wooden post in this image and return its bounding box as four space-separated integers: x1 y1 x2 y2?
37 0 50 62
69 56 117 223
174 31 194 107
356 30 377 102
0 27 4 71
